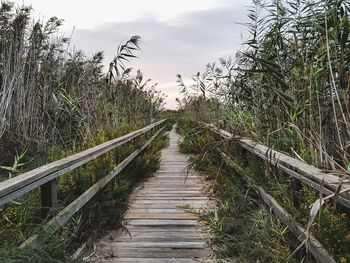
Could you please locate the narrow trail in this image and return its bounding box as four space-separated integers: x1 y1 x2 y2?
88 127 214 262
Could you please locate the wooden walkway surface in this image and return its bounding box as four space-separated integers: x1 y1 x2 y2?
88 127 213 262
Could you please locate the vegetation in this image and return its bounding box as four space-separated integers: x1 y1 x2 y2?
0 1 168 261
176 0 350 261
177 119 298 262
0 130 169 262
177 0 350 171
2 0 350 261
0 1 165 164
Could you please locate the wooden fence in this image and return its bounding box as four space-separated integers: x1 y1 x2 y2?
0 119 166 248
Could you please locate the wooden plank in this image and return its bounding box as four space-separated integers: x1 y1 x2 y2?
142 181 200 185
148 177 199 181
130 200 208 204
134 193 204 197
124 212 198 220
146 179 200 183
131 197 208 201
137 190 202 194
121 226 202 233
126 219 199 227
160 162 187 165
95 247 209 258
140 185 201 189
112 234 203 241
0 119 166 206
98 258 201 263
20 126 166 249
138 192 202 195
139 187 202 191
97 250 209 262
124 208 193 213
129 204 207 209
98 241 207 249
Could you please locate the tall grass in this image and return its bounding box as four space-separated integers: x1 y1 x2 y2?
0 1 164 164
177 0 350 261
0 1 167 261
177 0 350 172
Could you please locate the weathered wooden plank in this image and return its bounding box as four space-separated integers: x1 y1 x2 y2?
142 181 199 185
134 193 204 197
161 159 188 162
145 180 201 184
125 212 198 220
112 234 203 241
160 162 187 164
138 188 201 192
129 203 207 209
98 241 207 249
112 232 204 240
155 176 194 179
97 258 201 263
157 171 189 173
139 191 203 195
126 219 199 227
124 208 193 213
131 197 208 201
140 185 201 189
96 246 210 258
121 226 202 233
130 200 208 204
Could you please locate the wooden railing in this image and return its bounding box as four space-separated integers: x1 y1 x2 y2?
204 123 350 208
0 119 166 248
203 123 350 263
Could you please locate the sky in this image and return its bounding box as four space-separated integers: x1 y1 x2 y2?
15 0 250 109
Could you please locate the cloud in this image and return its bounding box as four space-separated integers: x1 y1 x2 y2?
69 3 249 108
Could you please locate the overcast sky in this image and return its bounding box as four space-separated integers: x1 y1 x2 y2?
16 0 250 109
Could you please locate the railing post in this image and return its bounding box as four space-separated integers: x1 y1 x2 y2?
291 178 302 208
40 179 58 218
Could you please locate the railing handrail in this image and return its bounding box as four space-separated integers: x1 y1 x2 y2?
203 122 350 209
20 123 166 248
0 119 166 207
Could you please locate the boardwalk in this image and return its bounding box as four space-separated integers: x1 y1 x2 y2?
89 127 212 262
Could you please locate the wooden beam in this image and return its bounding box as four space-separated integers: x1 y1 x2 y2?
0 120 166 207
